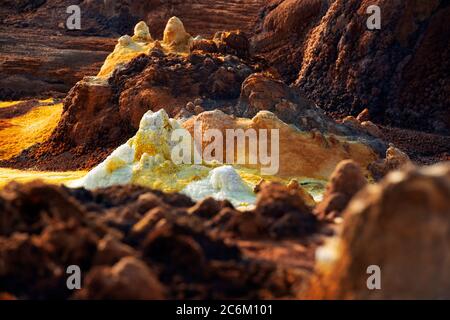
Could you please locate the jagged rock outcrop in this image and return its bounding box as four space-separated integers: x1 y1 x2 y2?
307 163 450 299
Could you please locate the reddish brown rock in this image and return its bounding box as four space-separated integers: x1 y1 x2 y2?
0 181 86 236
254 182 318 238
315 160 367 219
188 197 226 219
94 235 137 266
224 210 268 239
0 181 314 300
308 163 450 299
77 257 166 300
293 0 449 134
369 146 412 180
252 0 327 83
356 109 370 123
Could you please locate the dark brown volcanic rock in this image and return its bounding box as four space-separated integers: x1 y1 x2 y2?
308 163 450 299
76 256 166 300
114 48 255 128
252 0 328 83
0 180 320 299
295 0 450 134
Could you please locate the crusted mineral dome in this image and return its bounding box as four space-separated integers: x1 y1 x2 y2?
308 163 450 299
183 109 379 179
72 107 383 206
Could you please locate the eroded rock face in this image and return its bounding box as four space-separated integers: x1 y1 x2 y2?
296 0 449 134
252 0 328 83
253 0 450 134
308 163 450 299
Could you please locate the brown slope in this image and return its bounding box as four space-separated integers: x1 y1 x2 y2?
252 0 450 135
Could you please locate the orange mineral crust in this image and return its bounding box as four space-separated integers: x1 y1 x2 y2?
183 110 378 180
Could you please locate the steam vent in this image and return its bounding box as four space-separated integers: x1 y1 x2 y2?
0 0 449 303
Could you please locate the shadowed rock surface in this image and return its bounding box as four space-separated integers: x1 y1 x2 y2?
315 160 367 220
307 163 450 299
253 0 450 135
0 180 321 299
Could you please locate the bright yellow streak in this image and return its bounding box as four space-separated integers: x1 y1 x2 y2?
0 168 87 189
0 100 63 160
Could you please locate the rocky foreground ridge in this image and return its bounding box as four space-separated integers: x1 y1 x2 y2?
1 160 449 299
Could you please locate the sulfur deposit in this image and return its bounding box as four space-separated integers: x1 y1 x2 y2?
73 107 380 207
98 18 193 78
0 99 63 160
162 17 193 53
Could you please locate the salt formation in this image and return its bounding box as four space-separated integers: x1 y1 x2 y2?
183 166 256 206
97 33 150 77
72 109 256 207
72 106 383 206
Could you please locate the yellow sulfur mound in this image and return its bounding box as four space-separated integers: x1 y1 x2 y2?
97 17 193 78
162 16 193 53
0 99 63 160
132 21 153 42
